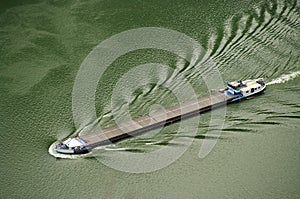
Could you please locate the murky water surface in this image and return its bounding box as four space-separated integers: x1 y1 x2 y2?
0 0 299 198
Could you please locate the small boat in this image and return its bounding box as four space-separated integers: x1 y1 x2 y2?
55 78 266 154
224 78 266 102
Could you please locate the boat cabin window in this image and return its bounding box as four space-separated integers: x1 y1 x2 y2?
246 90 249 93
251 88 254 93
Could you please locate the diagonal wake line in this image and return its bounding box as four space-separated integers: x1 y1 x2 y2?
267 71 300 85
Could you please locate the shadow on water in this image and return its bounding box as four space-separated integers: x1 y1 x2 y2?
267 115 300 119
221 128 256 133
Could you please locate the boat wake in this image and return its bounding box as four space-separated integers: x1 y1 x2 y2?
267 71 300 85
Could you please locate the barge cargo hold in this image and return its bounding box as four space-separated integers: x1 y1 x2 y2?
55 78 266 154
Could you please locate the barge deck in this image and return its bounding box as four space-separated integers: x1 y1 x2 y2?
80 92 234 148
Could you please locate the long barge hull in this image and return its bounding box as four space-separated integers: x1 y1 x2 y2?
79 92 235 149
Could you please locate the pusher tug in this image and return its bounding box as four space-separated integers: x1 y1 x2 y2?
55 78 266 154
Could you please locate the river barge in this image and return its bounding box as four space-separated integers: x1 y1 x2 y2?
55 78 266 154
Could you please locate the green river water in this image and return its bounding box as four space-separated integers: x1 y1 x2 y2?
0 0 299 198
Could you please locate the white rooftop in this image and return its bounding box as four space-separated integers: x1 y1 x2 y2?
63 138 86 148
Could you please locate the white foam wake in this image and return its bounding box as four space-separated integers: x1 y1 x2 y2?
267 71 300 85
